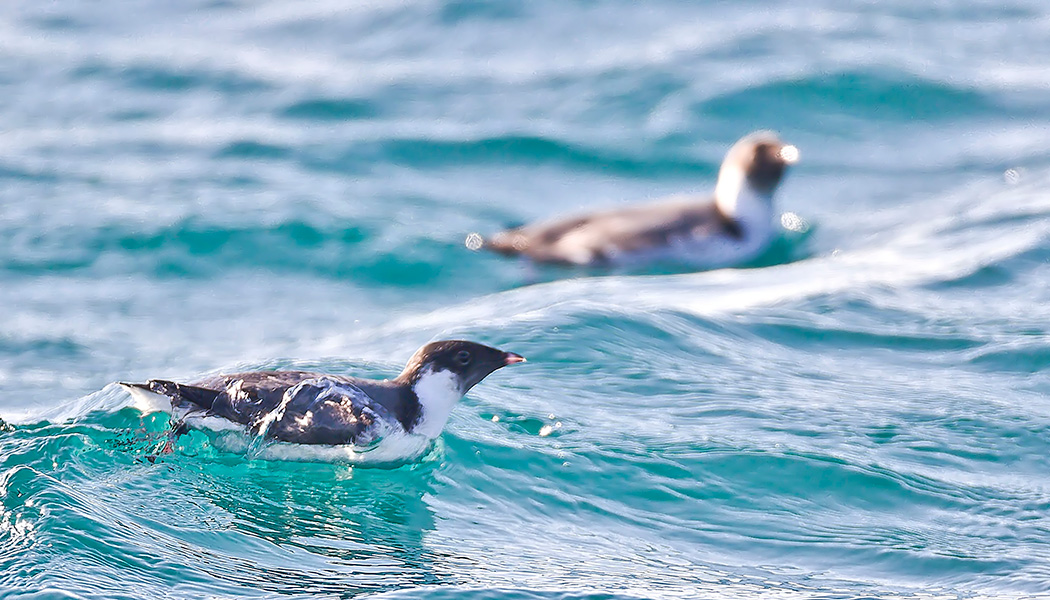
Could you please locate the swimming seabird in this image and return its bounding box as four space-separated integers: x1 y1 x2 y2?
120 340 525 447
484 131 798 269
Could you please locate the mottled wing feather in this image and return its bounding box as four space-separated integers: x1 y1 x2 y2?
190 371 325 425
268 377 388 445
188 371 392 445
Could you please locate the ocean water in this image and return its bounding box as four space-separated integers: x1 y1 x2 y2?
3 0 1050 598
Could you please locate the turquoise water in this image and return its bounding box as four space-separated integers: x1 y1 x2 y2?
3 0 1050 598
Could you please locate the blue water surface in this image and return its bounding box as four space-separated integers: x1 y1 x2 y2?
3 1 1050 598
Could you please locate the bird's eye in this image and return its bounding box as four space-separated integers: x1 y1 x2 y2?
454 350 472 366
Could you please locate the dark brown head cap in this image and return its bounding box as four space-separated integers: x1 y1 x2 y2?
721 131 798 196
396 340 524 391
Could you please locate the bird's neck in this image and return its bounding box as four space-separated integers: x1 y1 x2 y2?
714 167 774 232
409 367 463 439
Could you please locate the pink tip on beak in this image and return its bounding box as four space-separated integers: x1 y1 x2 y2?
503 352 526 365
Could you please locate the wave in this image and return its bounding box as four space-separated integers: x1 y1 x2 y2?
702 70 1001 125
373 135 713 177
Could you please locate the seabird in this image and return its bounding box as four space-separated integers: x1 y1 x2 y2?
484 131 798 269
120 340 525 448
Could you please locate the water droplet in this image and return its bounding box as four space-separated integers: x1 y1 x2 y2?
779 144 800 164
779 212 809 233
464 232 484 251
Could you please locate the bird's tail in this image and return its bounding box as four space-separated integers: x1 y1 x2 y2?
481 230 525 256
119 380 209 460
118 380 220 412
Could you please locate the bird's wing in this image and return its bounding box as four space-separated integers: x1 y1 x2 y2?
267 377 391 445
123 372 392 446
179 370 323 426
488 198 724 264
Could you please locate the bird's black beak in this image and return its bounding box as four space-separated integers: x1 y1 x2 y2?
502 352 526 366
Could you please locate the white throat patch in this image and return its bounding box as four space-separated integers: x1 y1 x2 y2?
715 165 773 226
411 367 464 439
715 165 745 217
708 164 777 263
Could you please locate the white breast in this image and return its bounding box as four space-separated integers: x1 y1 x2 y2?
411 367 464 439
